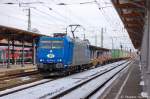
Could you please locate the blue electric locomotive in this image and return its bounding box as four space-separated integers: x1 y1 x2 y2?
36 34 91 75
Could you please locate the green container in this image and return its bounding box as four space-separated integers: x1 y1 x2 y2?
111 49 124 59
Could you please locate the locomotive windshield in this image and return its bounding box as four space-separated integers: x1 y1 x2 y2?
40 40 63 49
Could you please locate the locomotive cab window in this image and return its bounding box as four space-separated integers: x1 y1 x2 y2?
52 40 63 49
39 40 63 49
39 40 52 49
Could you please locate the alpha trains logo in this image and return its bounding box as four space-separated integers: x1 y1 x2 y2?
47 54 55 58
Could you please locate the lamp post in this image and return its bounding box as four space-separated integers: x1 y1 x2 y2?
110 37 114 50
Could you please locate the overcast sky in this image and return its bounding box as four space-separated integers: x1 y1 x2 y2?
0 0 134 50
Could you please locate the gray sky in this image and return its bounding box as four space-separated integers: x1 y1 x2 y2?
0 0 134 50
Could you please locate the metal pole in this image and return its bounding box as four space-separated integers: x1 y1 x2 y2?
7 36 10 68
147 0 150 72
120 43 123 57
27 8 31 31
111 38 114 50
3 49 6 66
101 28 103 48
22 40 24 67
83 34 85 40
130 49 132 57
32 39 36 65
95 34 97 46
65 27 67 34
2 50 4 66
12 39 15 65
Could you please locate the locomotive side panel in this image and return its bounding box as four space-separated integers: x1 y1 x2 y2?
72 40 90 66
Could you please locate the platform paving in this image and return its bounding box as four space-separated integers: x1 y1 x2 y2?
0 64 37 76
103 59 146 99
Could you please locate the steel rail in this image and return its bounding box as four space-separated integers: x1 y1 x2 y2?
40 61 128 99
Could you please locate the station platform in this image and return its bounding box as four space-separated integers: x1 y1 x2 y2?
0 64 37 77
103 58 146 99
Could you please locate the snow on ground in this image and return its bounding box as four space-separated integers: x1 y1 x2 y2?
89 62 131 99
0 60 126 99
60 62 129 99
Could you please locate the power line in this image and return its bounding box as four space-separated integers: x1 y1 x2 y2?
95 0 115 27
21 6 67 26
49 1 82 23
51 0 97 28
39 0 96 5
32 9 58 24
16 1 68 31
34 8 67 23
0 11 27 21
36 0 72 24
0 8 65 31
36 0 103 33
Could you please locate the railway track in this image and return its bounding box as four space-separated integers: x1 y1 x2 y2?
0 70 39 81
81 62 132 99
0 69 44 91
0 79 55 97
0 60 130 99
43 61 131 99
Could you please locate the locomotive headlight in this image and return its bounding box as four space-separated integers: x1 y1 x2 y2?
57 59 62 62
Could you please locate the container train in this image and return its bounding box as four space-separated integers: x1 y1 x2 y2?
91 49 131 67
36 34 131 76
36 34 91 75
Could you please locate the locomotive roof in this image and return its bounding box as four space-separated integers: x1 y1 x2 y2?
39 35 73 42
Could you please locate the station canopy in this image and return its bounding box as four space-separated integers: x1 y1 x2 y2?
112 0 147 49
0 25 44 43
89 45 110 51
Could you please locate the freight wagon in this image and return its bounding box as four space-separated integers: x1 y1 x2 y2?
111 49 130 61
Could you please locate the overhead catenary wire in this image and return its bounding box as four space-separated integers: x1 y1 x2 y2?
17 1 68 32
0 2 66 31
100 0 127 33
45 0 93 35
95 0 114 27
7 0 68 27
95 1 110 22
0 11 51 31
0 0 134 49
0 8 65 32
96 0 125 35
31 0 106 33
36 0 69 20
97 0 132 48
32 8 60 24
35 0 73 24
51 0 98 28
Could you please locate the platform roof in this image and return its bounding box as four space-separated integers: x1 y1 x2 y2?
0 25 45 43
89 45 110 51
111 0 147 49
